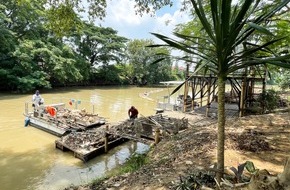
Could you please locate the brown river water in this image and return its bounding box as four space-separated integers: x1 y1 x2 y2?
0 86 176 190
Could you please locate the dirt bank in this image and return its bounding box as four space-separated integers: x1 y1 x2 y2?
66 111 290 190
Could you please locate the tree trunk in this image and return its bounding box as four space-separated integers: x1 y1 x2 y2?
217 75 226 184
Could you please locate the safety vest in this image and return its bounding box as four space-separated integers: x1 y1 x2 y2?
46 106 56 117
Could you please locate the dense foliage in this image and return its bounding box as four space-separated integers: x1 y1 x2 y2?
275 69 290 90
0 0 182 92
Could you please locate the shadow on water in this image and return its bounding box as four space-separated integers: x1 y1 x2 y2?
0 85 165 100
0 145 55 190
0 93 30 101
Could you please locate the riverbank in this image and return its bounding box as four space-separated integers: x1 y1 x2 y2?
65 110 290 189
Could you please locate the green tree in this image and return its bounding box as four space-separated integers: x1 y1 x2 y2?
0 0 91 91
94 64 123 84
0 0 52 91
127 39 173 85
151 0 290 183
70 23 128 67
275 69 290 90
172 62 185 81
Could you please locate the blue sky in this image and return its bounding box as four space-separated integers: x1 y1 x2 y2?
93 0 191 42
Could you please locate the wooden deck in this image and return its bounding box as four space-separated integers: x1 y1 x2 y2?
55 135 128 162
54 115 189 162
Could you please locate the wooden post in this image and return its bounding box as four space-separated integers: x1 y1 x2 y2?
183 64 190 112
249 79 254 106
154 128 160 144
200 79 203 107
183 81 189 112
262 65 267 94
104 125 109 153
239 79 246 117
191 78 196 110
249 67 255 106
206 78 211 117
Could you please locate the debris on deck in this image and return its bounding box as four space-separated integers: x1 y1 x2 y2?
41 107 106 129
55 114 189 162
55 129 127 162
26 103 106 136
108 114 189 143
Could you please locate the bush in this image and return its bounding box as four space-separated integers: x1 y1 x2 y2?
257 89 280 113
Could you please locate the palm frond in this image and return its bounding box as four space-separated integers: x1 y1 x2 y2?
190 0 215 43
248 22 274 36
170 81 186 96
227 54 290 73
228 37 285 68
150 58 165 65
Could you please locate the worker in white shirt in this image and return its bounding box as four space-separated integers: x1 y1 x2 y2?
32 90 44 107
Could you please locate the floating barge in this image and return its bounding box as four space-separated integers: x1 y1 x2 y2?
28 115 68 136
24 102 106 136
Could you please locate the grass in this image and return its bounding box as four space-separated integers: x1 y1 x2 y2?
119 152 149 174
85 152 150 188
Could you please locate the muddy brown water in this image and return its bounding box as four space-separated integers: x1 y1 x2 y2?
0 86 177 190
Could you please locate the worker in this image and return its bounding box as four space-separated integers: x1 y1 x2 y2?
32 90 44 107
128 106 139 120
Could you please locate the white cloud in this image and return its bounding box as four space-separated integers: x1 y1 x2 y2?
153 9 190 39
106 0 149 25
95 0 191 41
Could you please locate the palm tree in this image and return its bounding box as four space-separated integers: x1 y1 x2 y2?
151 0 290 183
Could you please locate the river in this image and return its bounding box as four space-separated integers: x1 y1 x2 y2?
0 86 175 190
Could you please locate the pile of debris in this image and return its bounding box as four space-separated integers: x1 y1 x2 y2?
108 115 189 140
58 108 106 127
58 129 117 154
229 129 272 152
39 107 106 131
